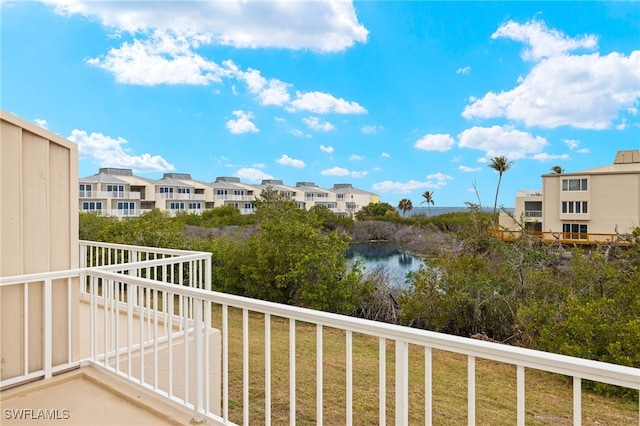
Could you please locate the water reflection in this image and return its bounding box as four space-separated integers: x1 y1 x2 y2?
346 242 425 289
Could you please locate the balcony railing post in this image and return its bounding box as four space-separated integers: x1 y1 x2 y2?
193 298 204 423
395 340 409 426
44 278 52 379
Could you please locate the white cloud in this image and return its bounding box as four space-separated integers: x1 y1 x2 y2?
290 129 309 137
361 124 383 134
42 0 368 52
349 154 363 161
381 152 390 158
562 138 580 150
373 173 453 194
321 167 350 177
530 152 571 162
458 125 548 160
576 148 591 154
463 20 640 130
492 19 598 61
68 129 174 172
456 66 471 75
320 166 366 178
34 118 48 128
87 31 229 85
276 154 305 169
414 133 456 152
303 116 336 131
235 167 274 183
320 145 334 154
226 110 258 134
459 165 481 172
288 91 367 114
236 68 291 106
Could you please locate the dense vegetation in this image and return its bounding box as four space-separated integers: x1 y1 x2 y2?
80 201 640 399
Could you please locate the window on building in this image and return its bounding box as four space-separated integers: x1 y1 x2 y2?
188 202 201 210
562 223 588 239
107 184 124 192
234 190 244 196
170 202 185 210
337 194 344 201
177 188 190 194
562 178 588 191
82 201 102 211
160 187 174 193
244 203 253 209
217 189 228 195
117 202 134 210
561 201 588 214
79 184 92 197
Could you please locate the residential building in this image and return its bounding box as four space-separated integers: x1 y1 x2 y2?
295 181 337 211
156 173 210 215
80 170 378 218
211 176 256 214
2 110 639 425
500 150 640 243
331 183 380 217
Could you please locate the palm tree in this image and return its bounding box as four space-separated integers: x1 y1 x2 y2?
488 156 514 213
420 190 435 216
397 198 413 217
550 165 564 174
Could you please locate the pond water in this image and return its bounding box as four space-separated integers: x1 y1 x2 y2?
346 242 425 289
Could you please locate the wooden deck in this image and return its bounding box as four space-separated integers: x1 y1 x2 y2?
489 227 631 247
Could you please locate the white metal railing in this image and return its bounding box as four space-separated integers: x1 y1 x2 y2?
0 269 83 389
79 190 141 199
524 210 543 218
157 193 206 200
214 194 255 202
76 269 640 426
2 241 639 426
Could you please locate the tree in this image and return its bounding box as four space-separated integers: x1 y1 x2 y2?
207 201 370 314
397 198 413 217
550 165 564 174
488 156 514 214
420 190 435 216
354 202 398 221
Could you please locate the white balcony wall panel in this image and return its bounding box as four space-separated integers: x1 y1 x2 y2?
0 111 79 383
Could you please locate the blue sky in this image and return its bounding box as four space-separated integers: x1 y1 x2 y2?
2 1 639 208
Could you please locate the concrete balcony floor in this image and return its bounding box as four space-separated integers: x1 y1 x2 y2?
1 297 221 426
1 365 195 425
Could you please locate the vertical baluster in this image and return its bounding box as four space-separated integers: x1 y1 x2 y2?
243 309 249 425
468 355 476 425
193 298 204 423
346 330 353 426
44 279 53 377
425 347 432 426
316 324 323 426
517 365 525 425
223 304 229 421
379 338 386 426
265 313 272 426
395 341 409 426
573 377 581 426
290 319 296 426
204 299 211 414
23 283 29 377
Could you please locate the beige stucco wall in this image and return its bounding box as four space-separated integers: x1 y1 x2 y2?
1 111 79 381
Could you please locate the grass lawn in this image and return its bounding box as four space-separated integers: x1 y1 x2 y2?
209 306 638 425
